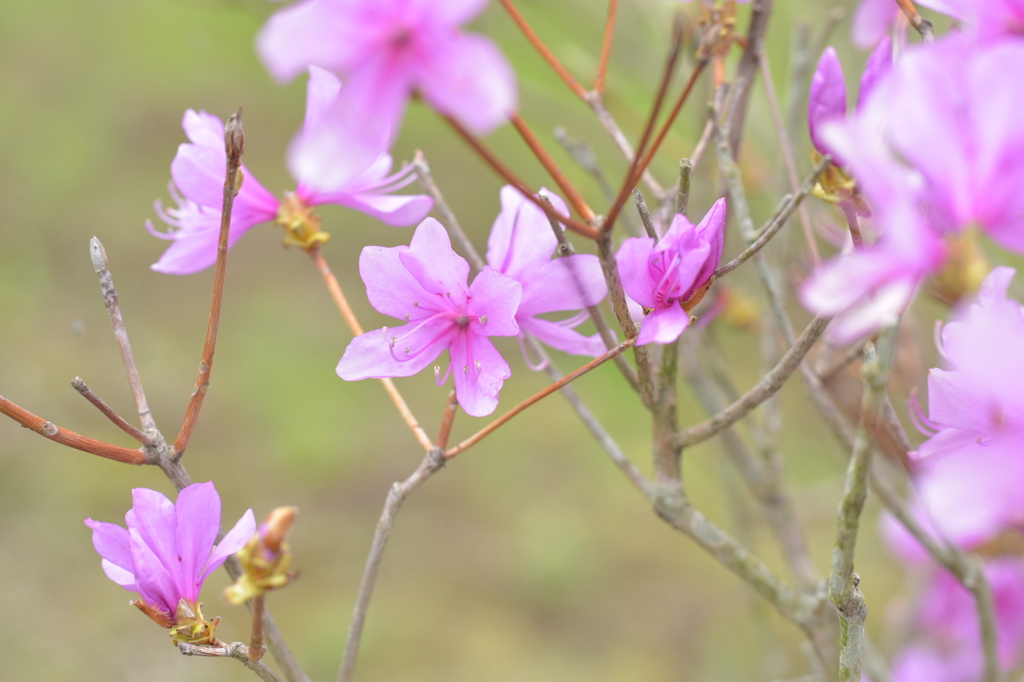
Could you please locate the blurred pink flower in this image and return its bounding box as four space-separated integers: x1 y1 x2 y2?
616 199 725 345
257 0 516 136
337 218 522 417
486 186 608 359
84 482 255 625
890 559 1024 681
149 67 432 275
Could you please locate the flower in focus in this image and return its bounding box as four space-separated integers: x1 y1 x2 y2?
337 218 522 417
257 0 516 136
84 482 256 643
615 199 726 345
149 67 432 275
486 186 608 360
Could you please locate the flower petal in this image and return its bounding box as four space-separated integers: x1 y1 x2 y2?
615 237 659 309
808 47 847 156
85 518 134 576
337 323 455 380
173 482 221 601
517 256 607 317
202 508 257 582
398 218 471 301
636 304 691 345
128 526 179 615
520 317 606 357
466 266 522 338
449 332 511 417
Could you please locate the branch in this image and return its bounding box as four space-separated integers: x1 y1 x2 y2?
71 377 153 445
828 331 896 681
498 0 588 100
338 449 447 682
179 641 281 682
175 108 244 457
594 0 619 94
443 337 636 459
509 112 595 222
895 0 935 41
675 316 830 448
0 394 146 464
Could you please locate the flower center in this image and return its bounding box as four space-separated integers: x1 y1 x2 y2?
275 192 330 250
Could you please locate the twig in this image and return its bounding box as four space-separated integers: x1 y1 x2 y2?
444 338 636 458
174 108 244 457
0 394 146 464
179 641 281 682
675 316 831 448
714 156 830 277
497 0 588 100
828 330 895 681
443 115 601 239
676 158 692 216
723 0 773 156
308 245 433 452
249 595 266 663
90 237 158 435
436 391 458 449
552 126 618 203
589 96 664 197
632 189 658 239
594 0 619 94
895 0 935 41
603 19 686 235
338 448 447 682
70 377 153 445
758 52 820 266
509 112 595 222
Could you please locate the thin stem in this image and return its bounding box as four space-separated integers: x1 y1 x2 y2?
90 237 157 434
509 112 596 222
829 331 895 682
71 377 153 445
723 0 773 156
444 338 636 459
0 394 145 464
758 53 820 266
249 595 266 663
632 189 658 239
179 641 282 682
594 0 619 94
895 0 935 41
840 201 864 249
436 391 458 449
603 18 686 235
174 109 244 457
552 127 618 203
443 115 600 239
676 158 692 216
338 449 447 682
308 246 433 452
497 0 589 100
675 316 831 448
589 96 664 197
714 156 830 277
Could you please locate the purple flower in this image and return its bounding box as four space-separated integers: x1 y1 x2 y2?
918 0 1024 38
807 39 891 163
852 0 903 49
486 186 608 359
257 0 516 136
615 199 726 345
889 559 1024 681
149 67 432 275
84 482 256 626
337 217 522 417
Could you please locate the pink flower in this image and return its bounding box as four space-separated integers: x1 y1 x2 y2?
919 0 1024 38
84 482 256 626
337 218 522 417
807 39 891 164
257 0 516 136
615 199 726 345
852 0 903 48
149 67 432 275
486 186 608 359
890 560 1024 681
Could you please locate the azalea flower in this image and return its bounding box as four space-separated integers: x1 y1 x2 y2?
889 559 1024 682
486 186 608 359
257 0 516 136
337 218 522 417
149 66 432 275
851 0 903 49
84 482 256 641
615 199 726 345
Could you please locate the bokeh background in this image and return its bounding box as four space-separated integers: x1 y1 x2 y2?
0 1 946 680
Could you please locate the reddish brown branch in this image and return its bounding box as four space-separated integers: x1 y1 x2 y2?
71 377 153 445
603 16 686 235
443 115 601 240
174 108 245 457
436 391 459 450
594 0 620 94
509 112 595 222
0 395 145 464
443 337 636 459
498 0 589 100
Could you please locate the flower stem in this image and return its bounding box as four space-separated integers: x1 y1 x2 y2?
307 245 433 452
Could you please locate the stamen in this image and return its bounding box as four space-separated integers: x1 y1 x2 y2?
478 315 488 326
517 333 549 371
907 389 940 436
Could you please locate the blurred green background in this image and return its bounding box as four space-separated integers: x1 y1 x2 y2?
0 1 926 680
